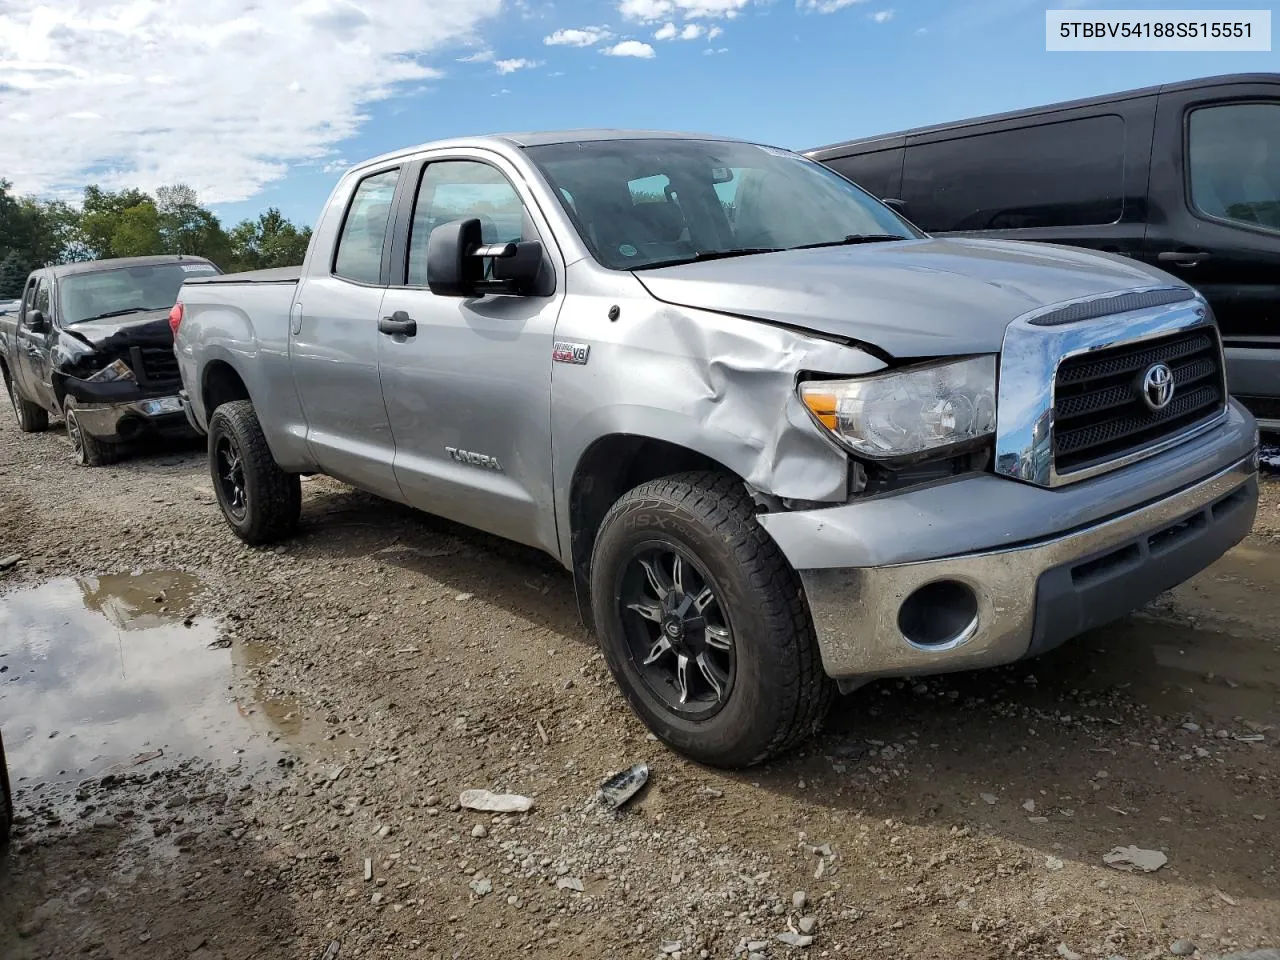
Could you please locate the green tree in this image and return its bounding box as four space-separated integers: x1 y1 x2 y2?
0 250 32 300
228 207 311 271
110 202 164 257
78 185 155 259
156 183 232 266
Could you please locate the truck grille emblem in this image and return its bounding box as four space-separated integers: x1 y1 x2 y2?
1140 363 1175 411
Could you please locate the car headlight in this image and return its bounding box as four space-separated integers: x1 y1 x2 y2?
86 359 136 383
799 355 997 458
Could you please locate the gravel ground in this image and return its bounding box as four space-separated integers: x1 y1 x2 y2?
0 409 1277 960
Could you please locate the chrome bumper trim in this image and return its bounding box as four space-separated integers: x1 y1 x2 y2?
800 453 1257 681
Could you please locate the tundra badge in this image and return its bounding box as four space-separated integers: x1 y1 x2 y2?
552 341 590 365
446 447 503 471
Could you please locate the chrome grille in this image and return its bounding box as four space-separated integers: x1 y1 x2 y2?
1052 327 1226 475
132 345 180 386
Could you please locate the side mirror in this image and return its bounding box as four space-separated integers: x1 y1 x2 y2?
881 197 910 217
25 309 47 332
426 217 548 298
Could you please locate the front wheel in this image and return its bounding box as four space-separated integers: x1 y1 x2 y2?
590 472 834 768
65 400 121 466
207 400 300 545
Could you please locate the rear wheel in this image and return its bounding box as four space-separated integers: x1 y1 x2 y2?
4 373 48 433
208 400 300 545
65 399 121 466
590 471 834 768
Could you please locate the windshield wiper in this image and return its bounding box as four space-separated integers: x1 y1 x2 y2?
76 307 151 322
791 234 910 250
632 247 782 270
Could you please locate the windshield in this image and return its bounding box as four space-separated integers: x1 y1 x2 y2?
58 261 219 325
524 138 922 271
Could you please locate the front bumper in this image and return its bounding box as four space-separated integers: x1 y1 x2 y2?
759 402 1259 682
69 395 195 443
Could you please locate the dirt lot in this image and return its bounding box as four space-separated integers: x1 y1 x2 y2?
1 408 1277 960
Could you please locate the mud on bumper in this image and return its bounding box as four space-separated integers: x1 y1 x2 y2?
759 404 1260 685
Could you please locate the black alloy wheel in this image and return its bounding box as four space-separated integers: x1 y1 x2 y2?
618 545 736 719
215 432 248 522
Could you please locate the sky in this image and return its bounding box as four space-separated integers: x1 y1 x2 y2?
0 0 1275 229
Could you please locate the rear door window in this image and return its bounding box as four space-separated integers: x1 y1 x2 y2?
332 167 401 284
1188 102 1280 233
901 115 1126 232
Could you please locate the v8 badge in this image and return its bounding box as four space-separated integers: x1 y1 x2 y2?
552 341 590 365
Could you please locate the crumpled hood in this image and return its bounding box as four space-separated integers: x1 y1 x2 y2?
62 309 173 349
633 237 1183 358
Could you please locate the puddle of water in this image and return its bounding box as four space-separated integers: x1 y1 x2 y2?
0 570 282 784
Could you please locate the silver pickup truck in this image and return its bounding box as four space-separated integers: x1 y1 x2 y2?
174 130 1260 768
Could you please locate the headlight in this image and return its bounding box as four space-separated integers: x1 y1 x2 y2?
799 355 997 458
86 359 135 383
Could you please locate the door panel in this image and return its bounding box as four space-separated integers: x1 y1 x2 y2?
378 155 561 554
1144 84 1280 412
15 276 56 411
289 166 403 500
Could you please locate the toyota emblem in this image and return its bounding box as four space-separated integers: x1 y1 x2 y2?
1141 363 1175 411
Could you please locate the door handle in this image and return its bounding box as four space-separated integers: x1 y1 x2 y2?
378 311 417 337
1158 250 1211 267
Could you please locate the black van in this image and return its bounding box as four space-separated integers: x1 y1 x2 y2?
806 73 1280 430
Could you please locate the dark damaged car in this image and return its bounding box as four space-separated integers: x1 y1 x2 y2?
0 255 220 465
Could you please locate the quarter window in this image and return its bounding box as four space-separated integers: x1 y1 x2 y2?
1188 102 1280 233
407 160 531 286
900 115 1126 232
33 279 50 315
333 168 401 284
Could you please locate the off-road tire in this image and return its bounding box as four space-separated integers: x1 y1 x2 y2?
4 373 48 433
590 471 834 768
208 400 301 545
65 399 122 466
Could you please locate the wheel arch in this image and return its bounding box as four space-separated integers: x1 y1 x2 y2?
567 433 747 632
201 358 252 416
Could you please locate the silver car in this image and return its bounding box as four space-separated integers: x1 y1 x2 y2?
173 131 1260 767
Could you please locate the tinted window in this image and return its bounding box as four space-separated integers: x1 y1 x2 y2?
823 148 903 199
527 138 918 271
1188 102 1280 233
901 115 1126 232
407 161 529 285
333 168 400 284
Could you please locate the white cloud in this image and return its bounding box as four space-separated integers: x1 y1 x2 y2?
702 46 728 54
494 57 541 73
680 23 704 38
458 48 495 62
621 0 748 21
0 0 503 204
543 26 613 46
654 22 678 39
602 40 657 58
871 8 894 22
619 0 673 21
708 25 723 38
796 0 870 13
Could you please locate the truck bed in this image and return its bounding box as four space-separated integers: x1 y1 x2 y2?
185 266 301 285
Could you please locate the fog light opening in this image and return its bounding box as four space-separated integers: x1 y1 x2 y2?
897 579 979 649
